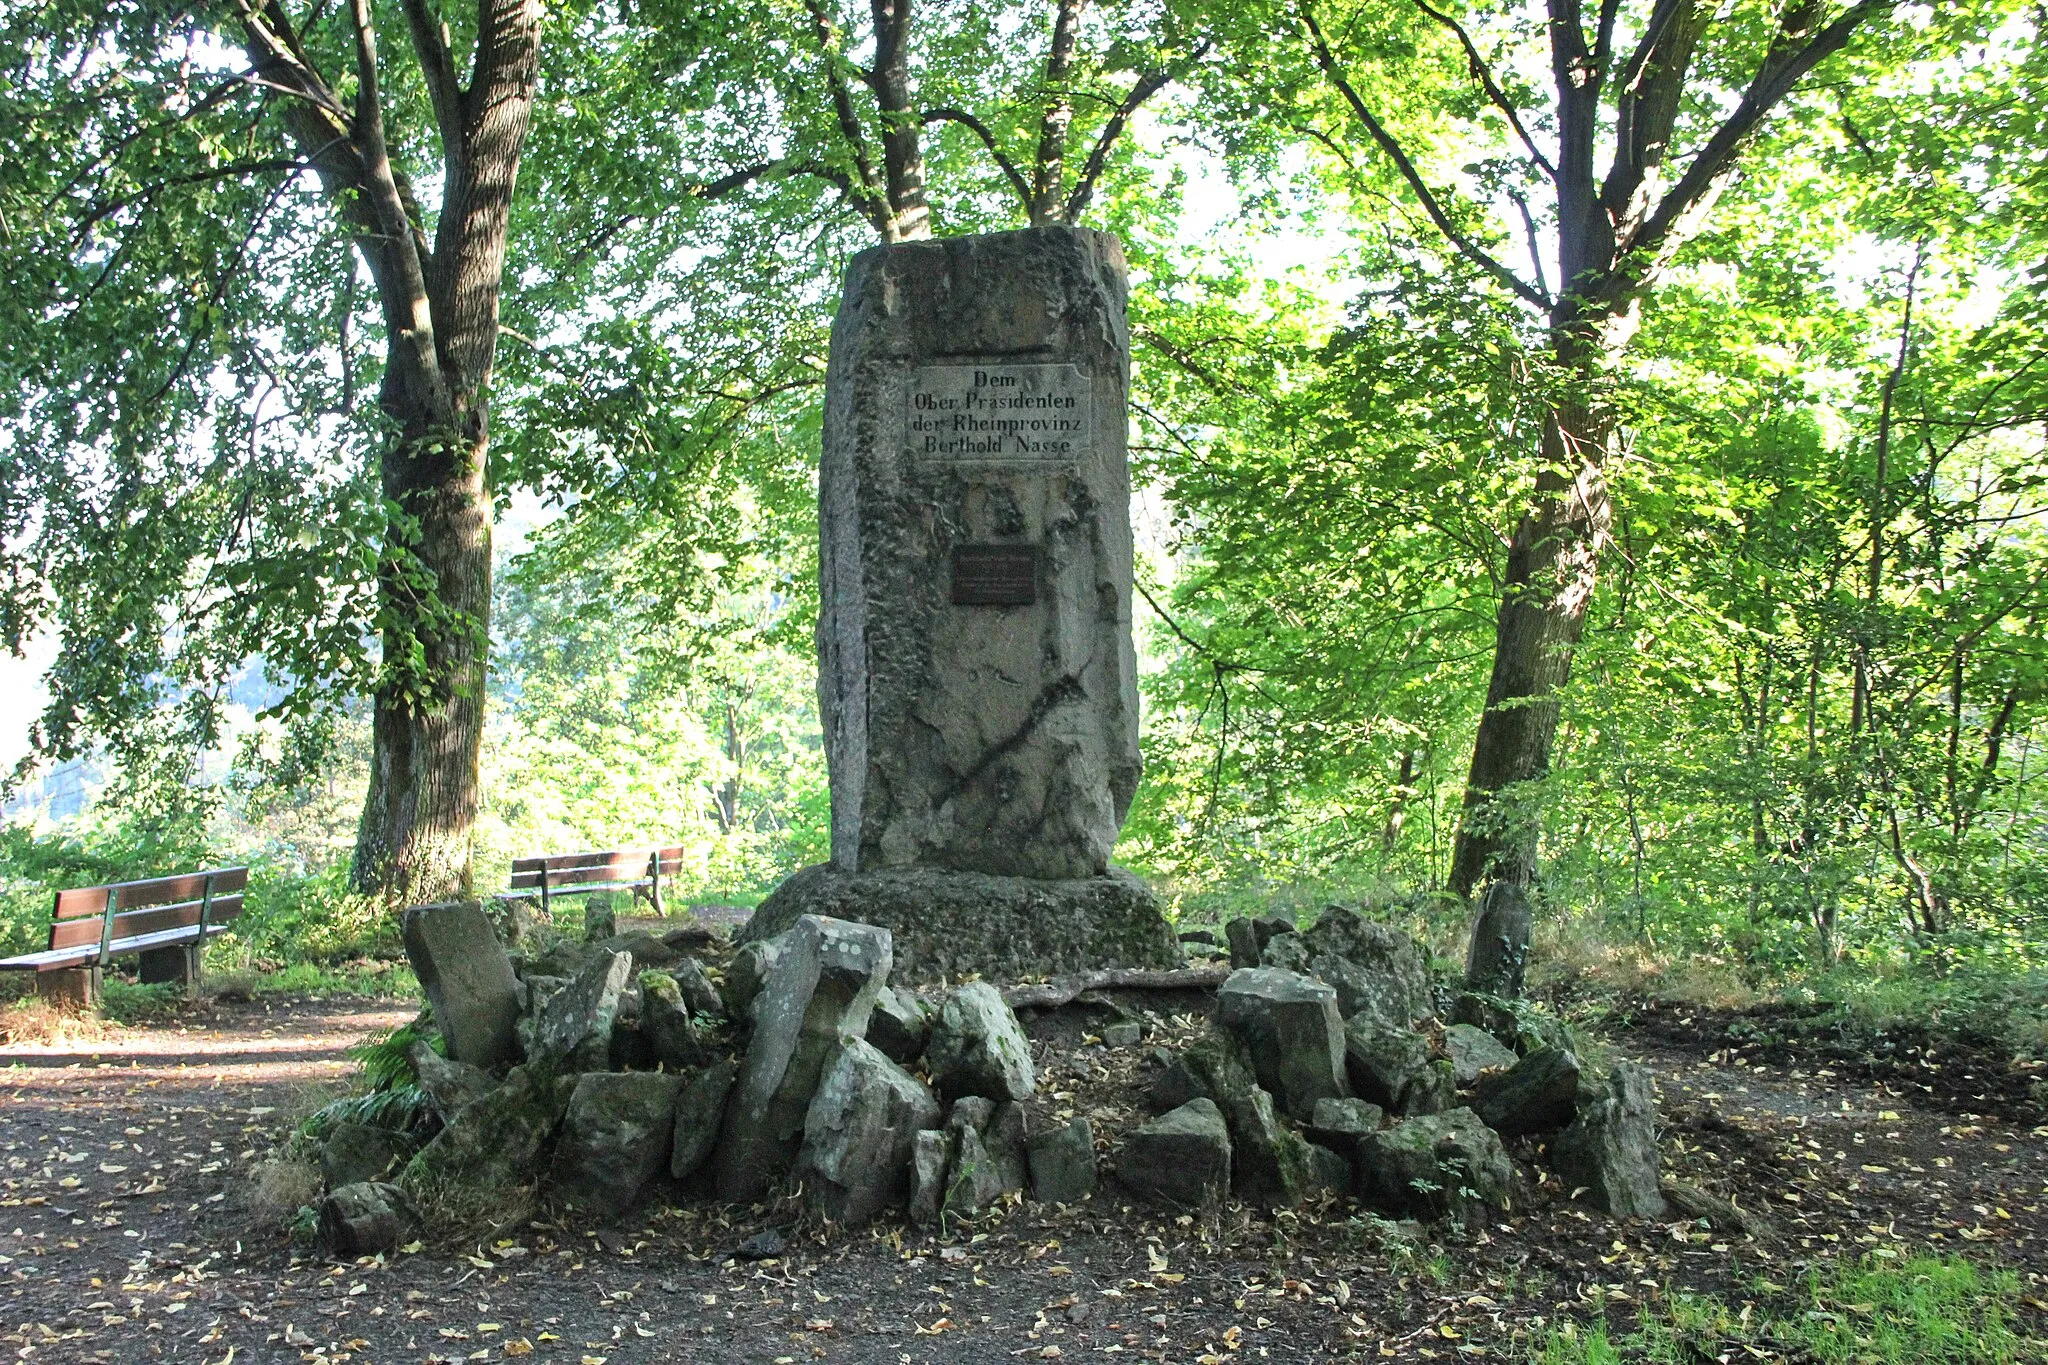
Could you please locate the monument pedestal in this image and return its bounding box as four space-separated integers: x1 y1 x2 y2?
741 864 1179 986
744 225 1175 980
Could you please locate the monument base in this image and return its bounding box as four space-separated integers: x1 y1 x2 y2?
739 864 1180 985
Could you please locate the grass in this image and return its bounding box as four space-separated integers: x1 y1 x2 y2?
1533 1253 2036 1365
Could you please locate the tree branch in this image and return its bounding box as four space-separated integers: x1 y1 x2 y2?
398 0 464 171
1302 1 1550 310
802 0 892 235
1063 46 1208 223
923 107 1034 211
1410 0 1556 180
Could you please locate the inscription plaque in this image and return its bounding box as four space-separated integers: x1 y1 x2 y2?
950 544 1039 606
906 363 1093 466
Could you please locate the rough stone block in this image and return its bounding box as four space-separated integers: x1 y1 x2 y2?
818 226 1140 882
530 949 632 1073
1027 1118 1096 1205
1343 1015 1447 1114
1118 1099 1232 1210
320 1121 403 1189
1216 968 1349 1120
740 864 1177 985
1472 1047 1582 1136
672 957 724 1018
407 1065 572 1190
720 937 782 1021
670 1062 737 1182
410 1041 493 1122
318 1182 415 1257
1552 1063 1667 1218
867 986 931 1063
1444 1023 1519 1086
639 972 704 1070
711 916 891 1201
944 1126 1009 1219
1359 1107 1515 1223
909 1129 949 1228
1261 907 1432 1029
927 981 1036 1102
552 1071 683 1219
1225 1086 1314 1209
795 1040 941 1224
402 901 522 1069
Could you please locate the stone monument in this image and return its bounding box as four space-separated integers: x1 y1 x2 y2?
741 226 1179 983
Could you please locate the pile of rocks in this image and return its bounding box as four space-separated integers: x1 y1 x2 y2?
1118 905 1667 1224
315 901 1097 1254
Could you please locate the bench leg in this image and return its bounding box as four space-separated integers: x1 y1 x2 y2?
36 967 102 1011
138 944 203 1000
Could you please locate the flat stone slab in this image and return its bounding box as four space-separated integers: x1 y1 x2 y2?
740 863 1177 984
402 901 521 1069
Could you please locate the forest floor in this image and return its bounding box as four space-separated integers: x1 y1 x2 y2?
2 992 2045 1365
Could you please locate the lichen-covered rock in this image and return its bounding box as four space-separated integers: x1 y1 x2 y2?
1148 1031 1257 1114
595 930 683 972
795 1040 941 1224
1118 1099 1232 1210
1304 1143 1352 1197
944 1126 1008 1219
711 916 892 1201
927 982 1036 1102
320 1121 403 1190
670 1062 737 1182
909 1129 949 1227
1343 1016 1447 1114
1225 1086 1315 1209
402 901 522 1069
1262 907 1432 1029
720 937 782 1022
409 1040 492 1122
639 972 704 1070
1551 1063 1667 1218
1450 991 1574 1057
408 1065 573 1189
1027 1118 1096 1205
1472 1047 1582 1136
988 1101 1031 1195
552 1071 683 1219
1443 1023 1519 1087
868 986 932 1063
740 864 1178 986
1359 1107 1514 1223
318 1181 415 1257
1224 914 1296 969
531 950 633 1073
1307 1096 1384 1178
672 957 724 1018
1216 968 1350 1120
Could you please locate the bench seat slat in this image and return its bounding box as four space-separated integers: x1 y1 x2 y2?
0 922 231 973
47 895 244 952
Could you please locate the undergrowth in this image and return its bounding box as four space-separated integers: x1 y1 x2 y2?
1533 1253 2034 1365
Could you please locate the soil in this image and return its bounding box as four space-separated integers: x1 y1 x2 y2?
3 993 2045 1365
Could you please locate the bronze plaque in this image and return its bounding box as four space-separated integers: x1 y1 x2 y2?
950 544 1038 606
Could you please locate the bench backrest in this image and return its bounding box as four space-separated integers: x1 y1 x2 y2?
48 867 250 953
508 847 685 894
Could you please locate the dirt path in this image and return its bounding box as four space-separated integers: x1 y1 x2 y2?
2 998 2043 1365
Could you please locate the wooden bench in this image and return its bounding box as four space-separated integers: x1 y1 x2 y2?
504 847 685 918
0 866 248 1006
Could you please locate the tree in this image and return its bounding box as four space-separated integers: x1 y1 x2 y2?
2 0 544 904
1292 0 1900 983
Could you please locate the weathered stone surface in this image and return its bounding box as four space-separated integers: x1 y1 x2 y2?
817 226 1140 883
1027 1117 1096 1205
318 1182 415 1257
1216 968 1349 1120
927 981 1036 1102
531 950 633 1073
639 973 704 1070
1102 1020 1142 1048
1119 1099 1232 1210
868 986 932 1063
1472 1047 1582 1136
988 1101 1031 1195
1444 1023 1519 1086
409 1041 492 1122
945 1126 1008 1219
673 958 724 1018
409 1065 572 1189
1225 1086 1314 1209
1343 1016 1448 1114
740 864 1176 985
711 917 892 1201
1462 880 1532 999
526 939 591 979
720 937 782 1022
1305 1143 1352 1198
670 1062 737 1182
1552 1063 1667 1218
1359 1107 1515 1222
796 1041 941 1224
1450 991 1573 1057
1307 1096 1384 1178
402 901 522 1069
596 930 682 972
1224 914 1296 970
320 1121 402 1189
1148 1031 1256 1114
582 896 618 942
1262 907 1432 1028
552 1071 683 1219
909 1129 950 1227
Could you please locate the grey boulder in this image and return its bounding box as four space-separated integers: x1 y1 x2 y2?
673 957 725 1018
670 1061 738 1182
1225 1086 1315 1209
318 1181 416 1257
408 1064 573 1189
1472 1047 1583 1136
719 936 783 1022
552 1071 683 1219
1118 1099 1232 1210
909 1129 950 1227
1359 1107 1515 1223
1552 1063 1667 1218
1262 906 1432 1029
1027 1118 1097 1205
927 981 1036 1102
531 950 633 1073
795 1040 941 1224
409 1041 493 1122
1224 914 1296 969
639 972 704 1070
402 901 522 1068
1444 1023 1519 1086
1216 968 1350 1120
320 1121 403 1190
867 986 932 1063
1343 1016 1452 1115
711 916 892 1201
